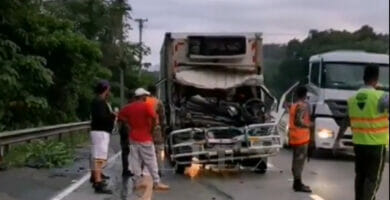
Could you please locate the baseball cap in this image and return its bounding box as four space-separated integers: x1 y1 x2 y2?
134 88 150 97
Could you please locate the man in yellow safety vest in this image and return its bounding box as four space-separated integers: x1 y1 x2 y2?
335 65 389 200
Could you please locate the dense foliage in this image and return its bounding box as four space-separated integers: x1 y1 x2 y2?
1 1 387 133
0 0 154 131
264 25 389 98
2 135 89 169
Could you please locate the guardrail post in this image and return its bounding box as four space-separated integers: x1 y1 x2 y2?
3 144 9 156
70 131 74 145
58 133 62 141
0 145 3 162
86 128 90 137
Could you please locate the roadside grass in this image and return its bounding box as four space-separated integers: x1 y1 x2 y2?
2 131 89 169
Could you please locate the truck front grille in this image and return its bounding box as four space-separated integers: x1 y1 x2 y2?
333 117 346 127
326 100 347 117
342 135 352 139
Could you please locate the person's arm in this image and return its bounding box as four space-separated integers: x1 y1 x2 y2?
378 93 389 113
294 104 311 128
146 104 157 132
157 100 166 138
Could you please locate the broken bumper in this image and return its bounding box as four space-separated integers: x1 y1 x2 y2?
169 123 283 165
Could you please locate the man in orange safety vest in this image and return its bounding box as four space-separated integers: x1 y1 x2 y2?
289 86 313 193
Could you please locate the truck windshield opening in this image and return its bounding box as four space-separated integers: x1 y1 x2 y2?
322 63 389 91
188 36 246 56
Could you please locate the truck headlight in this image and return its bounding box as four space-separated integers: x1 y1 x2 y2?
317 129 334 139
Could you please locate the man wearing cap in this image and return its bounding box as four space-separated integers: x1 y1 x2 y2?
90 80 115 194
118 88 170 191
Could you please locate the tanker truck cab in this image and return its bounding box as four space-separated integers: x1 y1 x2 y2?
307 50 389 153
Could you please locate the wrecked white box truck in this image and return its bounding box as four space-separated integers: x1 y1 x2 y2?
157 33 285 174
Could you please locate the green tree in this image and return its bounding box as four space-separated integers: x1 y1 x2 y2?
0 0 102 130
0 38 53 130
46 0 150 108
264 25 389 98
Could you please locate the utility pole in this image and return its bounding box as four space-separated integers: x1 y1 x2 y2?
134 18 148 77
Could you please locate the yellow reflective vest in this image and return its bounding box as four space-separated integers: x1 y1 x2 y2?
348 88 389 145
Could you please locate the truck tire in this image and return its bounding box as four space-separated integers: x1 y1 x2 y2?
254 159 267 174
175 164 188 174
242 158 267 174
164 130 175 166
165 144 175 166
174 156 192 174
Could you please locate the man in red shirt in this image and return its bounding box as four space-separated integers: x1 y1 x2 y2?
118 88 170 191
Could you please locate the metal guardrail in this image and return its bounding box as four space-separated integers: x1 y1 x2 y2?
0 121 91 159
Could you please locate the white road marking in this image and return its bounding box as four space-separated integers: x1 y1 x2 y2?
50 151 122 200
310 194 326 200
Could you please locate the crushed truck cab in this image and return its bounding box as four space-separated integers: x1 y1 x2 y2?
158 33 284 174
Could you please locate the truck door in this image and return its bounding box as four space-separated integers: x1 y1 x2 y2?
277 81 300 146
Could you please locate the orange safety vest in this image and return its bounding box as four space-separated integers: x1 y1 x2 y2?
289 102 311 146
145 96 159 124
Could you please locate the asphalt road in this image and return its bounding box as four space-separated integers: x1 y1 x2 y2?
0 135 121 200
63 149 389 200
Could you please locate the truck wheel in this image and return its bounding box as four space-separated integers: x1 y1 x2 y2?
242 158 267 174
164 135 175 166
174 157 192 174
175 164 187 174
309 147 325 158
283 134 291 149
254 159 267 174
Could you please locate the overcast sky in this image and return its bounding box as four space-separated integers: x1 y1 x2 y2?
128 0 389 69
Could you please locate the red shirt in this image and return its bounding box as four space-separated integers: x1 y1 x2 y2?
118 101 156 143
